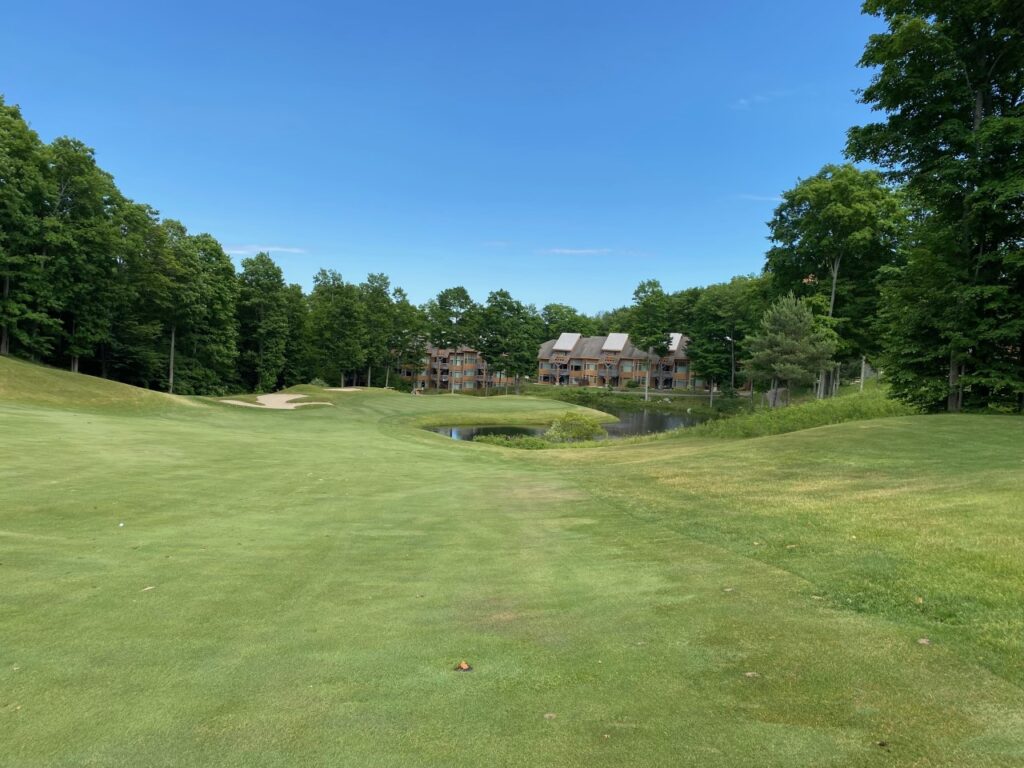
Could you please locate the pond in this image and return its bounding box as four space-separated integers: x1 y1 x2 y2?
430 408 706 442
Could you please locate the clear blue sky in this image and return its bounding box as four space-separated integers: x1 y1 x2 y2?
2 1 883 314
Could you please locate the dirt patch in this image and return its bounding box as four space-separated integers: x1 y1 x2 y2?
220 394 333 410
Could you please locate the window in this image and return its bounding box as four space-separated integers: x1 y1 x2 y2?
585 362 596 370
621 361 633 372
676 363 689 374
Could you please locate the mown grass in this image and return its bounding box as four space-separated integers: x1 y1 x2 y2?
2 357 1023 767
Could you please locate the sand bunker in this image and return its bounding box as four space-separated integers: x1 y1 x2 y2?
220 393 333 410
325 387 361 392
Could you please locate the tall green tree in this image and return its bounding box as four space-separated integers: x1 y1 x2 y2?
765 163 906 360
541 303 596 339
308 269 366 387
280 283 312 387
847 0 1024 411
388 287 426 388
180 233 238 393
157 220 204 393
685 276 769 392
424 286 479 389
744 294 839 406
0 98 52 359
236 252 289 392
479 290 543 394
42 137 123 373
359 273 394 387
630 279 670 399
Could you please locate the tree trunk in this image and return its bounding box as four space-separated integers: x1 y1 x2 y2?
71 355 79 373
168 324 176 394
1 275 10 356
515 374 521 395
828 254 841 318
384 365 390 389
947 351 961 413
367 364 372 389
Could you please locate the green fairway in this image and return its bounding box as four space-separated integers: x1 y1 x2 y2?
2 357 1023 767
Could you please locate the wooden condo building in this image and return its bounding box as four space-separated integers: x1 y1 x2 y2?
537 332 693 390
401 347 516 392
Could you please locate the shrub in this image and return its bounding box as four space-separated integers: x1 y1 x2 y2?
545 411 607 442
309 377 328 388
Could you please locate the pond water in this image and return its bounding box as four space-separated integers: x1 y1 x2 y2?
430 408 705 442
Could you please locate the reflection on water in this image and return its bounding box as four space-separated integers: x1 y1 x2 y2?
430 408 705 442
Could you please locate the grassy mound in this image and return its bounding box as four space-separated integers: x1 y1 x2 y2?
691 387 916 438
0 356 196 411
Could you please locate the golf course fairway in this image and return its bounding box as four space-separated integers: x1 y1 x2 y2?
2 356 1023 767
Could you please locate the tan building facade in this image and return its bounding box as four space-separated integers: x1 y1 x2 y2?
401 347 516 392
536 332 693 390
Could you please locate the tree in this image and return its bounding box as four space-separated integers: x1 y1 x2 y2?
308 269 366 387
0 98 52 359
280 283 312 387
478 290 544 394
744 294 838 406
664 286 704 335
388 287 426 388
847 1 1024 411
182 233 238 393
359 273 394 387
685 276 769 393
42 137 123 373
424 287 479 390
765 164 906 361
236 252 289 392
541 303 596 339
630 279 670 400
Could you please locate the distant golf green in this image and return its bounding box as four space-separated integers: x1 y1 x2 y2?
2 356 1022 767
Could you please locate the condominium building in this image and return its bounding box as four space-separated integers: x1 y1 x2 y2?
400 347 516 392
536 332 693 390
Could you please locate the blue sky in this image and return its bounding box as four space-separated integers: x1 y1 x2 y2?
2 1 883 313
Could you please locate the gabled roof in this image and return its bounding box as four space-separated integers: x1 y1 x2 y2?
602 333 629 352
553 332 581 352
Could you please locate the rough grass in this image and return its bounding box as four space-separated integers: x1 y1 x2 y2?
690 387 917 438
2 356 1023 767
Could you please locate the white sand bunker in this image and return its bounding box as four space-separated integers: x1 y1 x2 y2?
325 387 361 392
220 393 333 410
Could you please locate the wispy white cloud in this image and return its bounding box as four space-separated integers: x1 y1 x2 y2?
225 245 307 256
735 193 783 203
730 89 798 111
541 247 612 256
